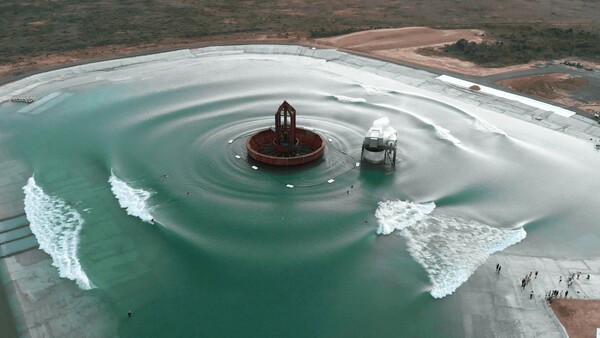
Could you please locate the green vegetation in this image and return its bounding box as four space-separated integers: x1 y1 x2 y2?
435 27 600 67
0 0 417 65
309 27 365 38
1 0 600 73
309 26 391 38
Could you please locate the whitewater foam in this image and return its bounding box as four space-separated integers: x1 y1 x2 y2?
333 95 366 103
472 118 507 136
370 116 398 142
109 171 155 223
434 125 462 146
375 200 526 298
23 177 94 290
360 85 389 96
375 200 435 235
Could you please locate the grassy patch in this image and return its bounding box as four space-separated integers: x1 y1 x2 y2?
431 26 600 67
1 1 600 69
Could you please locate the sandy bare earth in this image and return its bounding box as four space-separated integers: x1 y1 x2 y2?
0 33 300 81
317 27 485 51
316 27 539 76
0 27 541 81
496 73 600 115
551 299 600 338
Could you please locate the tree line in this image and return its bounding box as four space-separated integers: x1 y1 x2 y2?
438 27 600 67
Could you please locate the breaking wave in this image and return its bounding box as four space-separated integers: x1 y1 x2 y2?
109 171 155 223
434 125 462 146
375 200 435 235
361 85 389 96
333 95 366 103
375 200 526 298
23 177 94 290
472 118 507 136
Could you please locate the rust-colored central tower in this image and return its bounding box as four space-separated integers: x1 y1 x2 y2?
274 101 296 150
246 101 324 166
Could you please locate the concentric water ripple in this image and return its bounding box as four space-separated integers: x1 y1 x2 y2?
4 48 600 338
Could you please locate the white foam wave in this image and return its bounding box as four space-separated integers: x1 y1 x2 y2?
109 171 155 223
375 200 435 235
333 95 366 103
472 119 507 136
434 125 462 146
23 177 94 290
361 85 389 96
370 116 398 142
376 200 526 298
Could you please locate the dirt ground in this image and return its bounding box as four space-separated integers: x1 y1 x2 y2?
0 27 550 80
316 27 590 83
551 299 600 338
0 27 526 80
496 73 600 114
316 27 600 114
2 0 600 80
496 73 589 100
317 27 485 51
2 26 598 118
0 33 301 80
317 27 543 76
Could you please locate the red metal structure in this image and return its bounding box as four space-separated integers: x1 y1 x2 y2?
246 101 324 166
275 101 296 149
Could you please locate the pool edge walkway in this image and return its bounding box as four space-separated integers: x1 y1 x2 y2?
2 44 599 337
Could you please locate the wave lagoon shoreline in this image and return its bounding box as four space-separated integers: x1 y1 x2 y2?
1 44 599 337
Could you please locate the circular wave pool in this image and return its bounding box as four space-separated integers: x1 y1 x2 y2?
3 46 600 337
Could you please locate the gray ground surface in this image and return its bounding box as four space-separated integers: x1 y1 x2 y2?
0 278 18 338
0 250 119 338
456 252 600 337
1 44 599 337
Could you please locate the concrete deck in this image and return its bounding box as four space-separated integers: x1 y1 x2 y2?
457 252 600 337
1 44 599 337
